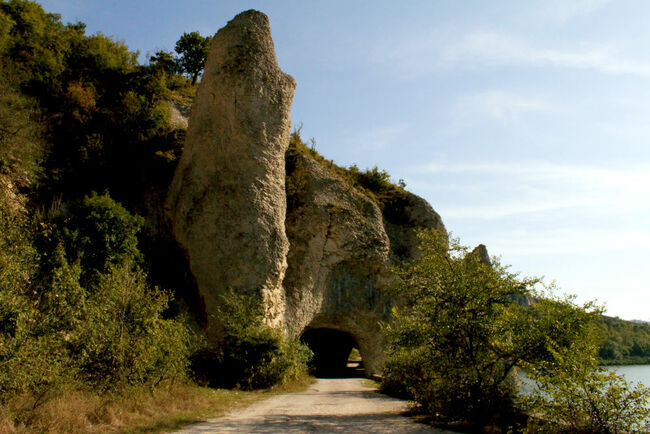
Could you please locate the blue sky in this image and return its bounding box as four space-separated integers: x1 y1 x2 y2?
39 0 650 320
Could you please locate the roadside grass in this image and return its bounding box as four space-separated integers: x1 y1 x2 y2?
362 378 380 390
0 376 314 433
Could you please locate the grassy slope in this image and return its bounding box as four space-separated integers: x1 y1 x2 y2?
0 377 313 433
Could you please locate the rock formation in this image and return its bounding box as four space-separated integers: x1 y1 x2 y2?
282 149 445 372
166 10 296 336
167 10 446 374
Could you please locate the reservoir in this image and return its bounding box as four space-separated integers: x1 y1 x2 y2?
609 364 650 387
519 364 650 395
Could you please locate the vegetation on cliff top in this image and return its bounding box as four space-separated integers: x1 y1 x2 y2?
286 129 413 225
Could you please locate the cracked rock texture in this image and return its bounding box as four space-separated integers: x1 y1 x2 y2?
283 150 445 373
166 10 446 373
166 10 295 337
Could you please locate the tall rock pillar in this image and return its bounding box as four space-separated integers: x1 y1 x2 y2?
166 10 296 336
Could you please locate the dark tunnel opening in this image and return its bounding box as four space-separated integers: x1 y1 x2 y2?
300 328 364 378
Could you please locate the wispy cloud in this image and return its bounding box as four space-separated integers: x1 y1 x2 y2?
537 0 614 23
377 29 650 79
451 91 556 125
342 123 410 151
489 227 650 256
414 161 650 219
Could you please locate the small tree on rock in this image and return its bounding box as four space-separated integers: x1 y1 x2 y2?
149 50 177 74
174 31 211 85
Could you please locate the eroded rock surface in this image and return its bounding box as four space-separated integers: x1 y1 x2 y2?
166 10 296 336
166 10 447 374
283 150 445 373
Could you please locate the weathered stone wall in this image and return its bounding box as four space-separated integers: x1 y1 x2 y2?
166 10 296 337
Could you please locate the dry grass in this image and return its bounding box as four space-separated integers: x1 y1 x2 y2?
0 377 313 433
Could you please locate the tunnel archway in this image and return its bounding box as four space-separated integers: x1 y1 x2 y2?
300 328 364 378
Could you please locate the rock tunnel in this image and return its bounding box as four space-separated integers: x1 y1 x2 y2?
300 328 365 378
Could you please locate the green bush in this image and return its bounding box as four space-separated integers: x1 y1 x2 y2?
59 192 144 285
0 57 44 183
525 340 650 433
191 289 311 390
0 196 69 402
382 229 609 429
70 262 191 390
1 185 193 400
380 347 428 400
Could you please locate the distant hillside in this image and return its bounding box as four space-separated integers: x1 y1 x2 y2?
596 315 650 365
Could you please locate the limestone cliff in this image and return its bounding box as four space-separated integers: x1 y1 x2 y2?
166 10 446 374
166 10 296 337
283 142 444 372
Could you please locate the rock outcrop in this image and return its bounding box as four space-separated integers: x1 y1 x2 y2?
166 10 296 337
283 149 445 372
166 10 446 374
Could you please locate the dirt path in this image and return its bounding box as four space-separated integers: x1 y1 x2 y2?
174 378 451 433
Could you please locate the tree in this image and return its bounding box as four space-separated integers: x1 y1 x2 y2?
58 192 144 286
149 49 176 74
524 339 650 432
189 288 312 390
174 31 211 85
381 229 612 429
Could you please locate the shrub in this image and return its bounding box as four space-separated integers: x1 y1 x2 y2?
524 339 650 433
382 229 605 428
60 192 144 285
380 346 428 400
69 263 191 390
191 289 311 390
0 196 69 403
0 58 44 183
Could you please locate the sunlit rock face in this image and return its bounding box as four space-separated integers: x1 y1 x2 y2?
166 10 296 337
283 151 445 374
167 10 446 375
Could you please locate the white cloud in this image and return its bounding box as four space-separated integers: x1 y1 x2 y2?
378 28 650 79
342 123 410 151
491 227 650 256
415 161 650 219
537 0 614 23
445 30 650 77
451 91 556 125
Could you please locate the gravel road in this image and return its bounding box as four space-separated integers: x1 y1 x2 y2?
174 378 451 433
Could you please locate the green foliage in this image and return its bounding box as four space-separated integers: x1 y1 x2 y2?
191 289 311 390
60 192 144 284
1 0 70 91
1 185 193 401
0 9 14 53
174 31 211 85
524 340 650 433
70 263 191 390
285 130 409 221
595 316 650 365
36 242 84 333
382 229 603 428
149 49 177 74
0 58 44 182
0 0 197 406
0 0 189 207
0 194 70 402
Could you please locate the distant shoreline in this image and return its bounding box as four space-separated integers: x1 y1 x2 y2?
600 358 650 366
